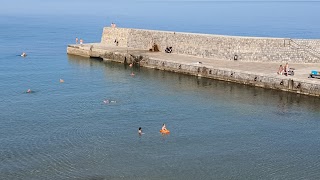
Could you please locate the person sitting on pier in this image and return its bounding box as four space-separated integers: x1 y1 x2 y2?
114 39 119 46
283 63 295 76
165 46 172 53
284 63 289 76
277 65 284 75
149 43 159 52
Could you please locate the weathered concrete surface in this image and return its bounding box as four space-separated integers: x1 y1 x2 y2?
67 43 320 96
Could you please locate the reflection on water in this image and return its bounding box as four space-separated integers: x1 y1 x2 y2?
67 55 101 68
68 55 320 118
68 54 320 113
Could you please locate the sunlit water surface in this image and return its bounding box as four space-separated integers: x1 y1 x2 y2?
1 1 320 179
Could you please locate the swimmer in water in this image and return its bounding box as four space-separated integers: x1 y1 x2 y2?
131 72 135 76
103 99 109 104
26 89 32 93
59 79 64 83
21 52 27 57
138 127 142 135
162 123 167 131
129 63 133 67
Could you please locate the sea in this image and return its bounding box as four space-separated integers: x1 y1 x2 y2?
1 1 320 179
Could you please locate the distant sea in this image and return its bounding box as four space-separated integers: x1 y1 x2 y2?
1 1 320 179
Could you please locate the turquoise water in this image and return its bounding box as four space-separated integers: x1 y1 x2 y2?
1 1 320 179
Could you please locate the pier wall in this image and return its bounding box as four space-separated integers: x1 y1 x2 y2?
67 27 320 96
144 58 320 97
67 45 320 96
101 27 320 63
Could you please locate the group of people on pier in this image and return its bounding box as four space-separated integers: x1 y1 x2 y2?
277 63 294 76
111 22 116 28
75 37 83 45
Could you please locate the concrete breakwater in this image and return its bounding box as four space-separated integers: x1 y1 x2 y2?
67 27 320 96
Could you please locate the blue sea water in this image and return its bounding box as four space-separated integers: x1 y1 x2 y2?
1 1 320 179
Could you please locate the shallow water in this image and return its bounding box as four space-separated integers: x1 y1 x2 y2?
1 1 320 179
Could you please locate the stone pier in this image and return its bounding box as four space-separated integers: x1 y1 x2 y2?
67 28 320 96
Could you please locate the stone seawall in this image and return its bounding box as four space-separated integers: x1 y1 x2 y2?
101 27 320 63
67 44 320 96
67 27 320 96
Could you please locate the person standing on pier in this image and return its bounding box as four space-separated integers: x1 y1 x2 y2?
80 38 83 46
284 63 289 76
111 22 116 28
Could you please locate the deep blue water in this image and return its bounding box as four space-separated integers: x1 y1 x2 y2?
1 1 320 179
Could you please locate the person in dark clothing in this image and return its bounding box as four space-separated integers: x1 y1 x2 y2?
165 46 172 53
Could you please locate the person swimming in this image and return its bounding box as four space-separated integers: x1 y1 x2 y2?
103 99 116 104
138 127 142 135
21 52 27 57
160 123 170 134
162 123 167 131
26 89 32 93
59 79 64 83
